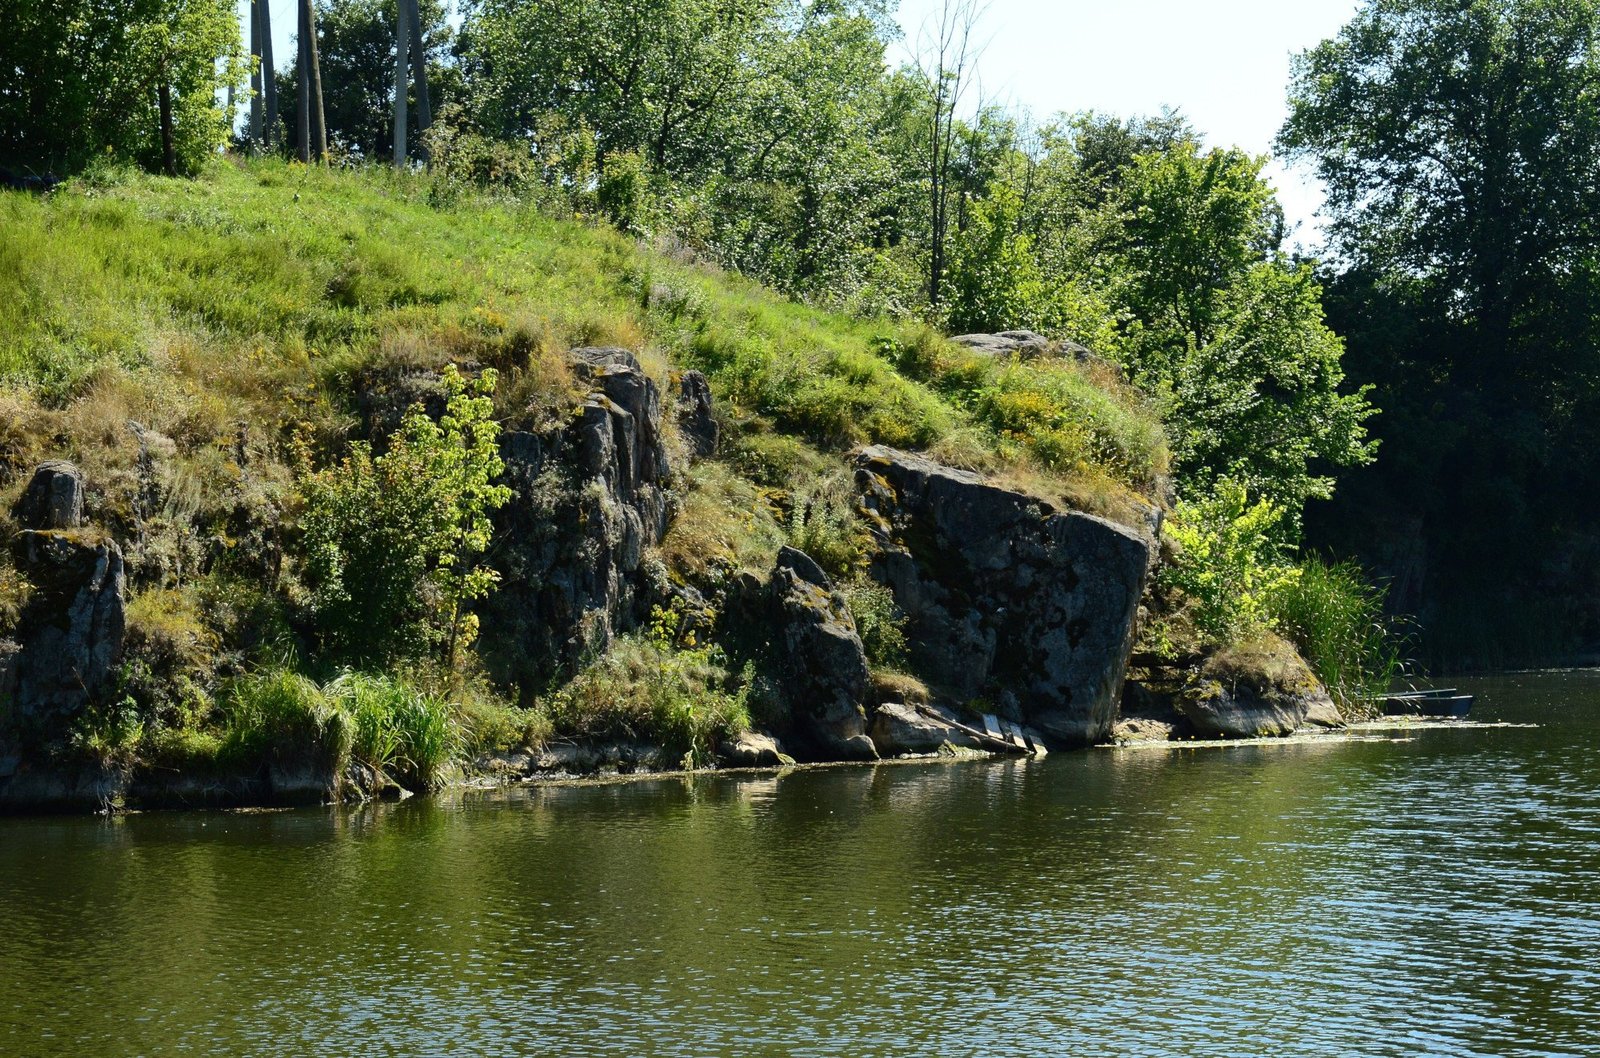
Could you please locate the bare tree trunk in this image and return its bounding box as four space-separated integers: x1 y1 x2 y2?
158 74 176 176
261 0 277 147
915 0 983 312
393 0 408 166
405 0 431 154
296 0 310 162
249 0 263 146
305 0 328 160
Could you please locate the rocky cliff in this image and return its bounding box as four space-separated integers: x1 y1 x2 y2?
0 345 1340 812
479 347 677 694
854 446 1152 746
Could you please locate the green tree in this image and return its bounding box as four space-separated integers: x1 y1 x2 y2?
462 0 777 178
1281 0 1600 662
683 0 902 298
277 0 453 161
945 182 1048 334
1281 0 1600 382
301 366 510 667
0 0 245 175
1112 143 1375 519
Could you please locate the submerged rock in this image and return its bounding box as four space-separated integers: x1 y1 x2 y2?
855 446 1152 746
768 546 877 760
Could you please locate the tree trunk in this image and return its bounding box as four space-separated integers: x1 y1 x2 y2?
249 0 263 146
405 0 431 152
261 0 277 147
296 0 310 162
393 0 408 167
158 65 176 176
307 0 329 159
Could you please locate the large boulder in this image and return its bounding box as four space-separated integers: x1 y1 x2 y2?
1 530 126 740
855 446 1152 746
480 348 675 692
12 461 85 530
768 547 877 760
717 730 794 768
1174 641 1337 738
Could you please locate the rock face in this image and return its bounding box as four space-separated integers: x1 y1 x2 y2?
674 370 719 460
0 530 126 740
12 461 85 531
767 546 877 760
481 348 674 692
855 446 1152 746
1174 646 1337 738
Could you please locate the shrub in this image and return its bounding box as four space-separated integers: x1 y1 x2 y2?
300 365 510 667
545 609 752 767
1272 557 1409 717
457 696 553 755
66 696 145 767
1161 479 1299 645
840 579 908 668
786 471 871 582
0 563 31 635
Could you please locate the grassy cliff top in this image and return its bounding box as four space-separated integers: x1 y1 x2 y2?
0 158 1166 520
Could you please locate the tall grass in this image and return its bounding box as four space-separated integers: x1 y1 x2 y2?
220 668 456 790
1271 557 1409 717
544 635 752 767
326 671 458 791
222 669 354 774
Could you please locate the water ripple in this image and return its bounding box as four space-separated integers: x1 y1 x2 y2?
3 672 1599 1056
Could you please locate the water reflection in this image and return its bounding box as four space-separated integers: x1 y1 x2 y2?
3 673 1598 1056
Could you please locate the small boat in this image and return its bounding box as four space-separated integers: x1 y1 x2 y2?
1369 687 1474 718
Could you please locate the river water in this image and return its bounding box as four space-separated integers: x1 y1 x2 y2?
3 671 1598 1057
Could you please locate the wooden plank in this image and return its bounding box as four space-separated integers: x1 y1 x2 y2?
982 713 1003 739
1000 720 1027 749
911 704 1027 755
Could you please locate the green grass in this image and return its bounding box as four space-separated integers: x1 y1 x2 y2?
221 669 355 775
0 157 1166 501
544 634 753 768
326 671 458 791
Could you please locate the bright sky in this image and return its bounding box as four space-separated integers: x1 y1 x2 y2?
891 0 1363 248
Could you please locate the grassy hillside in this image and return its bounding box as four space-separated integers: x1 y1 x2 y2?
0 158 1165 490
0 158 1169 777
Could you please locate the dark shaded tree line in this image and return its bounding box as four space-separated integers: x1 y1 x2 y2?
1281 0 1600 665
